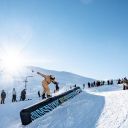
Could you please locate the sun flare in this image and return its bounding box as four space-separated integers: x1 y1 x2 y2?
1 51 24 74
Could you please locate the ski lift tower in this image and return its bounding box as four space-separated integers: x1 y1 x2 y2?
24 76 33 90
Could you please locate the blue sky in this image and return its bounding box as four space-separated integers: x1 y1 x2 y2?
0 0 128 79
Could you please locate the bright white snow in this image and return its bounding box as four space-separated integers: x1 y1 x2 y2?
0 67 128 128
1 83 128 128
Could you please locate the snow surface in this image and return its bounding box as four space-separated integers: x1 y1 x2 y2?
0 67 128 128
1 83 128 128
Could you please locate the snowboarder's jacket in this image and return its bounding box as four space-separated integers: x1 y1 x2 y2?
37 72 58 96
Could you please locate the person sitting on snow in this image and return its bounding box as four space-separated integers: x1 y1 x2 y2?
37 72 58 99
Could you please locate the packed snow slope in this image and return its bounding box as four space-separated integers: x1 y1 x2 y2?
28 66 95 85
0 66 94 101
0 66 94 93
1 83 128 128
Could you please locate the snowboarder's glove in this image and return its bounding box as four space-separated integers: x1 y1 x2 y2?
52 81 57 84
37 72 40 75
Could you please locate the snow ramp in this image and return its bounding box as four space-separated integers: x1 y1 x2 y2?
26 91 105 128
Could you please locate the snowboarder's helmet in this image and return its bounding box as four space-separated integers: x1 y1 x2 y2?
50 75 55 80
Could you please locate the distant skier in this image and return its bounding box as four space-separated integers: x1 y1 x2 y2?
37 72 58 99
1 90 6 104
12 88 17 102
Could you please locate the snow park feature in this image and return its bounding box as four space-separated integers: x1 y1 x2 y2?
20 86 82 125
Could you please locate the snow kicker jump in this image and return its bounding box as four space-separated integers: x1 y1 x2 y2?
20 87 82 125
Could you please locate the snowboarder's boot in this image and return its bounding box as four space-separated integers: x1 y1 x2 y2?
47 94 52 98
42 93 46 99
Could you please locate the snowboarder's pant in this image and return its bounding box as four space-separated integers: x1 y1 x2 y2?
42 85 50 96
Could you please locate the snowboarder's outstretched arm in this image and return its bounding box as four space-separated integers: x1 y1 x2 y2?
37 72 46 78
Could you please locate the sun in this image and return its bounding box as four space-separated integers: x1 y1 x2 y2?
1 50 24 74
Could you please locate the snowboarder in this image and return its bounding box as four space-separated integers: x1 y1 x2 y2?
1 90 6 104
12 88 17 102
37 72 58 99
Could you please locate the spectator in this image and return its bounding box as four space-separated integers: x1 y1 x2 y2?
1 90 6 104
123 77 128 90
96 81 100 87
117 79 121 84
107 80 110 85
110 80 113 85
102 81 105 85
83 84 85 89
88 82 91 88
91 82 94 87
12 88 17 102
20 89 26 101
